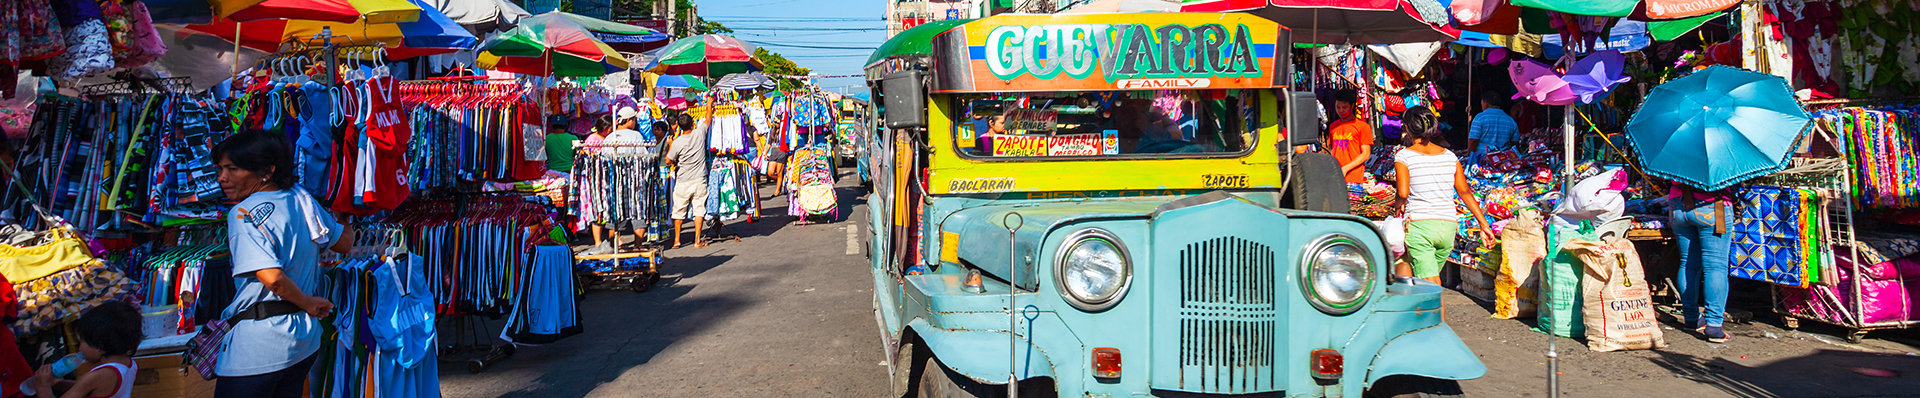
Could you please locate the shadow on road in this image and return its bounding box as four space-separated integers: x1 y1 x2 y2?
1644 348 1920 398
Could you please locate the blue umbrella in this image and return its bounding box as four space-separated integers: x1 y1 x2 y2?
655 75 708 91
1625 66 1811 191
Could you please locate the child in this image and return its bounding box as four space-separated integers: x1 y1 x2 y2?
30 301 140 398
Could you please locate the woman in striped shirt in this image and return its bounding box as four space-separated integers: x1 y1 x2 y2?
1392 107 1494 284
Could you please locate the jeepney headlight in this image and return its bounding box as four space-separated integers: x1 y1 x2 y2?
1299 234 1374 315
1055 228 1132 312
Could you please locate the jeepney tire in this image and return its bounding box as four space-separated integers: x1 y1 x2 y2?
1365 375 1465 398
892 340 920 398
919 356 994 398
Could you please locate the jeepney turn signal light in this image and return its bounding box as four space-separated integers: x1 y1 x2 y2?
963 270 986 293
1092 348 1122 379
1311 349 1343 380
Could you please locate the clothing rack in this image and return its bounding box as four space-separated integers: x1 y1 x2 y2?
79 77 193 96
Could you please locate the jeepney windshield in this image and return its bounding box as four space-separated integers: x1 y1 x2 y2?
953 89 1260 159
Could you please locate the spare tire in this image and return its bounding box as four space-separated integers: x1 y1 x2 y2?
1287 152 1352 214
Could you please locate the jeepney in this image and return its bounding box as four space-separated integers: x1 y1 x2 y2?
863 13 1484 398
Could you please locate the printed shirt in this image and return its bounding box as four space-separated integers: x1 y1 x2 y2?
219 189 343 377
1328 118 1374 183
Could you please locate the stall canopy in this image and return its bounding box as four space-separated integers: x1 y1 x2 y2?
864 19 971 68
1180 0 1458 44
476 11 645 76
1541 20 1649 58
208 0 414 24
421 0 529 34
646 35 764 77
1510 0 1736 20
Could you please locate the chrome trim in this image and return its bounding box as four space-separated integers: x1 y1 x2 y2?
1297 233 1375 315
1053 228 1133 312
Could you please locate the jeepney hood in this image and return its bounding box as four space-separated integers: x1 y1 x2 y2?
940 200 1166 290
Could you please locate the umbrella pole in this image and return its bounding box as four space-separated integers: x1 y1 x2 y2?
232 22 242 76
1546 104 1575 398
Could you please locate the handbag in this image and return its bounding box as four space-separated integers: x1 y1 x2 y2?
181 300 305 380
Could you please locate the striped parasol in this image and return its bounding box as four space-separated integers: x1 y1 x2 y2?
714 73 776 90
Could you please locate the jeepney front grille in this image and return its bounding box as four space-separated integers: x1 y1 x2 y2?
1175 237 1278 394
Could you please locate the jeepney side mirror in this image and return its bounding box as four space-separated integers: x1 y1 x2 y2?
882 71 927 129
1287 91 1319 148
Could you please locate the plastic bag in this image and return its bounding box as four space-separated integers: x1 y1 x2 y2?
1382 216 1407 258
1494 211 1545 319
1567 237 1666 352
1552 169 1627 228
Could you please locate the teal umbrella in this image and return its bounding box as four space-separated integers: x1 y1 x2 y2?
1625 66 1811 191
655 75 708 91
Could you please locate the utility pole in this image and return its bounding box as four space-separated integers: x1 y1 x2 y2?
665 0 677 37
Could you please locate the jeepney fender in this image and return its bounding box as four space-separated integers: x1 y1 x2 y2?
1364 321 1488 384
906 318 1057 384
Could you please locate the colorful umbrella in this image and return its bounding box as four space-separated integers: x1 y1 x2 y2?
647 35 763 77
865 19 970 68
1626 66 1812 191
1180 0 1458 44
476 11 649 76
1510 0 1736 20
655 75 709 91
184 0 475 53
1060 0 1180 13
210 0 418 24
714 73 775 90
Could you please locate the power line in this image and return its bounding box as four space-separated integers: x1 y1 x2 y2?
704 15 884 20
706 18 883 23
756 42 880 50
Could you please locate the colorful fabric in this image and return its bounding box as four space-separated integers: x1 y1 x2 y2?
1730 185 1808 287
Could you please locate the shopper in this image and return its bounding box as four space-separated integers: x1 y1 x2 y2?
1328 89 1373 184
667 113 712 249
209 130 354 398
544 115 579 174
1670 183 1733 343
27 302 140 398
1392 108 1493 284
1467 92 1519 159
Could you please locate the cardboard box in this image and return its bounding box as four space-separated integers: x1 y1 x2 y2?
130 354 215 398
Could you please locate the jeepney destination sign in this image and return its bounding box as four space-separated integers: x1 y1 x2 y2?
932 13 1284 93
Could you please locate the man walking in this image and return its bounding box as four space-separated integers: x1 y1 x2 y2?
666 112 712 249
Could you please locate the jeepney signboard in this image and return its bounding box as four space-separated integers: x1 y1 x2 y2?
929 13 1286 93
990 133 1107 157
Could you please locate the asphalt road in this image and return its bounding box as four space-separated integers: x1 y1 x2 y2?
437 171 1920 397
439 172 890 397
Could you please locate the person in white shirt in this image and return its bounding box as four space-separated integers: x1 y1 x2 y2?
1392 107 1493 285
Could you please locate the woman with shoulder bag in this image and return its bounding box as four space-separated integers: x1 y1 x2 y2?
210 131 356 398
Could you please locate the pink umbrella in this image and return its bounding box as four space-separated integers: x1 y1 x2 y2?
1181 0 1457 44
1509 58 1577 105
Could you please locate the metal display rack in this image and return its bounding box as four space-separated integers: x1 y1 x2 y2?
1752 155 1915 342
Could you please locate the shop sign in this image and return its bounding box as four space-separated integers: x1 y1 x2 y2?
1202 173 1249 189
1048 134 1101 156
932 13 1283 93
992 134 1050 157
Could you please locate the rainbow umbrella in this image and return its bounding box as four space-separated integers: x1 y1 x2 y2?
476 11 650 76
646 35 763 77
655 75 709 91
184 0 474 54
209 0 418 24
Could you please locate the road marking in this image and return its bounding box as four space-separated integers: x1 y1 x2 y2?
846 224 860 255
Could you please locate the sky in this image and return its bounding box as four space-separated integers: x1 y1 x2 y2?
695 0 889 95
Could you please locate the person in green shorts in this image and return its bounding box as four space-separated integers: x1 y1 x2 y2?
1391 107 1493 284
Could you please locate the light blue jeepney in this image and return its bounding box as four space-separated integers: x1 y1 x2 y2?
863 13 1485 398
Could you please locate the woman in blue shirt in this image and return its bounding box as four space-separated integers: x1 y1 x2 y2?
211 131 356 398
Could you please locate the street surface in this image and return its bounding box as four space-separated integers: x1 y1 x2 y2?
438 172 1920 397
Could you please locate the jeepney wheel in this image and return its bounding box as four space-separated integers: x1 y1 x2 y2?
891 341 918 398
1782 317 1799 330
1365 375 1464 398
1848 330 1868 344
918 357 994 398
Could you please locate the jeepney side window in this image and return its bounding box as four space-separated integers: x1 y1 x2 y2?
953 89 1258 159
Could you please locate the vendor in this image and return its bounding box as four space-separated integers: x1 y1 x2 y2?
211 130 355 398
545 115 578 175
1467 92 1518 160
1327 89 1373 184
